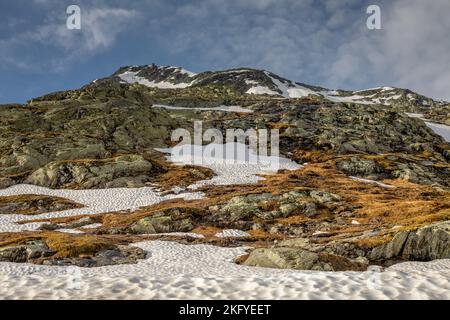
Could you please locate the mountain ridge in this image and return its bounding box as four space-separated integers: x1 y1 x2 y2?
96 63 447 108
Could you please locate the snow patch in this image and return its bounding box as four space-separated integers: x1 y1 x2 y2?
405 113 450 142
215 229 250 238
0 184 203 233
405 113 425 119
246 85 279 96
349 176 396 189
0 241 448 299
156 143 301 187
118 70 193 89
267 73 318 99
152 104 253 113
425 122 450 142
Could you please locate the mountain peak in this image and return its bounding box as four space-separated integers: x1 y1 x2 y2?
96 64 444 108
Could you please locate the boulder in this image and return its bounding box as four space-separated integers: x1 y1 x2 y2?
220 196 261 221
402 221 450 260
370 221 450 261
242 247 367 271
130 215 193 234
26 154 153 189
0 240 54 263
369 232 410 261
336 157 383 177
309 190 341 204
43 245 147 267
129 207 205 234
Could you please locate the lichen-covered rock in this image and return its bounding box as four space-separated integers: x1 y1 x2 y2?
130 216 194 234
220 195 262 221
369 232 410 261
337 158 384 178
370 221 450 261
26 154 154 189
129 207 206 234
211 190 325 225
242 247 367 271
43 245 147 267
0 240 54 263
309 190 341 204
402 221 450 260
0 195 83 215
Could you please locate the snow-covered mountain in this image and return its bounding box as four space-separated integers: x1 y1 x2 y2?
113 64 197 89
99 64 445 108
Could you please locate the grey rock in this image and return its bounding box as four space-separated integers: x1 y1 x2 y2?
369 232 410 261
309 190 341 204
26 154 153 189
337 158 383 177
243 247 367 271
0 240 54 263
128 207 205 234
402 221 450 260
44 245 147 267
130 215 193 234
370 221 450 261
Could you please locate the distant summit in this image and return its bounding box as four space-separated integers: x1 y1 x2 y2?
94 64 445 108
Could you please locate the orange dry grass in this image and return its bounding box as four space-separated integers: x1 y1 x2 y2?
9 152 450 251
0 231 130 260
191 226 222 237
0 194 83 215
43 233 116 258
151 164 214 190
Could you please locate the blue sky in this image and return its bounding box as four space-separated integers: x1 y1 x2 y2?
1 0 449 103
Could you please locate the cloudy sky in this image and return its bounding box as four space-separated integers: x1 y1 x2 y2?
0 0 449 103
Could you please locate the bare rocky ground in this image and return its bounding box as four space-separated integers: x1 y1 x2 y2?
0 66 448 271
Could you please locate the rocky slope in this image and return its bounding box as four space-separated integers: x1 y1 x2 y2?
0 64 448 270
107 64 449 115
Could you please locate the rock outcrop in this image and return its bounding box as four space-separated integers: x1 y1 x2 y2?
0 238 146 267
370 221 450 261
0 195 83 215
26 155 155 189
242 238 368 271
127 207 207 234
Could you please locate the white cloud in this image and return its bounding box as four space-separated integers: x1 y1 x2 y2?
329 0 450 100
149 0 449 100
2 0 449 101
1 6 138 71
150 0 336 81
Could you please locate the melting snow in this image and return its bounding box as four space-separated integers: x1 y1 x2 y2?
118 70 193 89
320 92 376 105
156 142 301 187
0 241 449 299
215 229 251 238
349 176 396 189
152 104 253 113
0 185 204 233
425 122 450 142
405 113 450 142
246 85 279 96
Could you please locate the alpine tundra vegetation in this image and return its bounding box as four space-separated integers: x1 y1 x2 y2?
0 65 449 298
